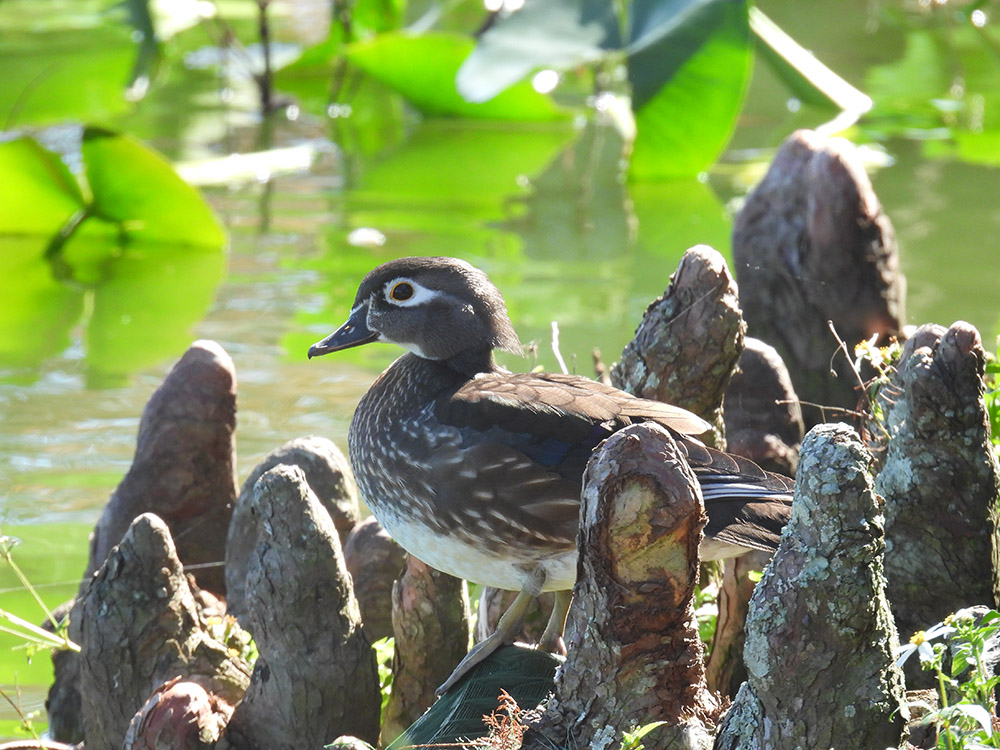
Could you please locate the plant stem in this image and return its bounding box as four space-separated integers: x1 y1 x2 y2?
937 667 955 750
0 686 42 744
0 609 80 651
257 0 273 113
1 548 57 629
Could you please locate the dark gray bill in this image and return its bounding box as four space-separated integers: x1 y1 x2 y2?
307 304 378 358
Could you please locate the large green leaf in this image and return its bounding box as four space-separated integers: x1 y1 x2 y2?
865 30 949 121
0 138 85 236
627 0 742 108
276 39 411 158
628 0 751 179
455 0 622 103
81 127 226 247
351 0 407 38
276 36 343 87
344 32 567 120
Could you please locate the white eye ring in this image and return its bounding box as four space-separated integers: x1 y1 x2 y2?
383 277 440 307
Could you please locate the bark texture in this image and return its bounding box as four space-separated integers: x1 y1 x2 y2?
613 244 745 446
85 339 238 595
224 464 379 749
343 515 407 642
732 130 905 425
380 555 470 746
714 424 906 750
43 602 81 744
76 513 251 750
704 550 770 698
723 337 803 478
873 322 1000 646
527 423 721 750
226 435 359 618
709 339 802 697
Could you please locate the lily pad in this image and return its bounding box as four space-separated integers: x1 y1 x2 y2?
0 138 85 236
345 32 567 120
82 127 227 247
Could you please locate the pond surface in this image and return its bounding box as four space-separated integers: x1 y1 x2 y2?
1 0 999 735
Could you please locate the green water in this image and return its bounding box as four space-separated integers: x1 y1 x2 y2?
1 0 1000 737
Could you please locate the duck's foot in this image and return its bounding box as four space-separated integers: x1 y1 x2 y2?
436 586 574 695
436 588 535 695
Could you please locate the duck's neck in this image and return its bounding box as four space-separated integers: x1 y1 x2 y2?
441 348 500 378
357 350 496 418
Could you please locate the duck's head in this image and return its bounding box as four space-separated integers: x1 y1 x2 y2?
308 256 522 372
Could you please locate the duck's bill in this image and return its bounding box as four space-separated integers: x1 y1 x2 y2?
308 306 378 358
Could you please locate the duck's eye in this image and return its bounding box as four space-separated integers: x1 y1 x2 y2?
390 282 414 301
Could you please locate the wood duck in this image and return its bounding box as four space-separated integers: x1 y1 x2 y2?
308 256 794 693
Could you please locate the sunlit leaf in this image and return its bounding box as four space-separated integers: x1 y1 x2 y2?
277 35 342 78
865 23 1000 165
628 0 751 178
940 130 1000 168
456 0 621 103
627 0 740 108
937 703 994 735
345 32 567 120
81 127 226 247
0 138 85 236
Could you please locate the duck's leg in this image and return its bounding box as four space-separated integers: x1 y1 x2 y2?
435 588 533 695
538 589 572 654
436 568 545 695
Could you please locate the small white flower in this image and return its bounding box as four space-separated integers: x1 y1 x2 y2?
896 621 956 667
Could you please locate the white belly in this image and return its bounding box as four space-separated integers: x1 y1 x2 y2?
376 508 577 593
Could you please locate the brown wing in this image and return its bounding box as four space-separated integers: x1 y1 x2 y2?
436 369 792 555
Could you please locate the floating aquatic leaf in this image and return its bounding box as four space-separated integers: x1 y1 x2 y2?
0 138 85 236
82 127 226 247
345 32 567 121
